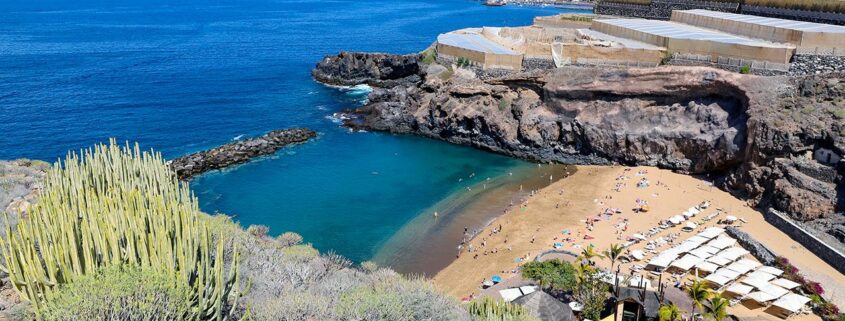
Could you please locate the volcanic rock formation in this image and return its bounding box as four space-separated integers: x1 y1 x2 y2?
169 128 317 179
314 52 845 243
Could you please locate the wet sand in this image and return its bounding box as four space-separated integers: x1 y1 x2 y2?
374 164 576 276
433 165 845 319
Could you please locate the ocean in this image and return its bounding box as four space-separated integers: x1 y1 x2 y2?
0 0 587 273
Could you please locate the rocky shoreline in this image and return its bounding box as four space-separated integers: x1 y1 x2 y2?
169 128 317 180
313 51 845 255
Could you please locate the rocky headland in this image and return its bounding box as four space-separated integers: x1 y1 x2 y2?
313 51 845 253
169 128 317 180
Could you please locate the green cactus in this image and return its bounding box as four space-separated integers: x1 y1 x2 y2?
0 140 242 320
467 297 539 321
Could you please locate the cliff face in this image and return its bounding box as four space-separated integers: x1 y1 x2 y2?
311 51 422 88
314 52 843 236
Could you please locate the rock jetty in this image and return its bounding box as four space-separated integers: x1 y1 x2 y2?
169 128 316 180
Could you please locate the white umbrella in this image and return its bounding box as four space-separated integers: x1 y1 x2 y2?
685 222 698 230
725 215 738 222
632 233 646 240
631 250 645 261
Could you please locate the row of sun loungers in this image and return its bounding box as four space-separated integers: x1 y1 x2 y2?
639 225 811 319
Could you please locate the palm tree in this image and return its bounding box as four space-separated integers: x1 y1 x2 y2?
603 243 624 272
704 297 729 321
687 279 712 317
580 245 604 263
659 304 683 321
574 262 594 287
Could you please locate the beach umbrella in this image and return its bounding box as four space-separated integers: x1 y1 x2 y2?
491 275 502 283
686 222 698 230
631 250 645 261
725 215 738 222
632 233 646 240
669 216 682 225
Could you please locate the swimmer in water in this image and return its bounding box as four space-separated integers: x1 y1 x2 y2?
434 211 439 218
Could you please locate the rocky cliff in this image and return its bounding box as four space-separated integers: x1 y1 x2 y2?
314 52 844 244
312 51 423 88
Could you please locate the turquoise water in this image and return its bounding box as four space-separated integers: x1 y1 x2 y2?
0 0 587 266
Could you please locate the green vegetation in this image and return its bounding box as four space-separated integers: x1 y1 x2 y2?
467 297 540 321
40 265 192 321
660 51 674 66
0 141 242 320
831 107 845 120
602 243 624 272
573 263 609 321
422 48 438 65
739 65 751 74
456 56 472 68
521 260 578 291
687 279 713 317
703 297 729 321
579 245 604 262
659 304 683 321
559 15 594 22
498 98 512 112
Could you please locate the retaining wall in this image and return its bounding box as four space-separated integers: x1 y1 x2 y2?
743 6 845 26
595 1 845 26
595 0 738 20
763 209 845 275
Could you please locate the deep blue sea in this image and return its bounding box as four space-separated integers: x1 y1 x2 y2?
0 0 586 270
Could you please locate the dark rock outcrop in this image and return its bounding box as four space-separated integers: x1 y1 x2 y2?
725 226 777 265
170 128 317 179
311 51 423 88
313 52 844 234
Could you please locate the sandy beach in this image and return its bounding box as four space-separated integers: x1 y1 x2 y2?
433 165 845 319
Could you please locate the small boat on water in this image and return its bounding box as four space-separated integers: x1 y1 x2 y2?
484 0 507 6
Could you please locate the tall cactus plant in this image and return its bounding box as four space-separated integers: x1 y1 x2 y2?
467 297 539 321
0 140 242 320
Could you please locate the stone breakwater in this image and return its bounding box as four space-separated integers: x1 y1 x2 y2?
169 128 317 180
313 51 845 256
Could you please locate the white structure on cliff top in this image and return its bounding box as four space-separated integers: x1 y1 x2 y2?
672 9 845 54
590 17 795 63
436 31 524 70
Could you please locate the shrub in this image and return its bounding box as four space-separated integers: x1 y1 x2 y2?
40 265 192 321
831 108 845 119
248 224 270 237
361 261 379 272
337 276 466 321
283 244 320 260
277 231 304 246
498 98 512 111
739 65 751 74
0 141 242 320
521 260 577 291
422 48 438 65
456 57 472 68
805 281 825 295
467 297 539 321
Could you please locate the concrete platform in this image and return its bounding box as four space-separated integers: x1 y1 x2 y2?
672 9 845 52
591 18 795 63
